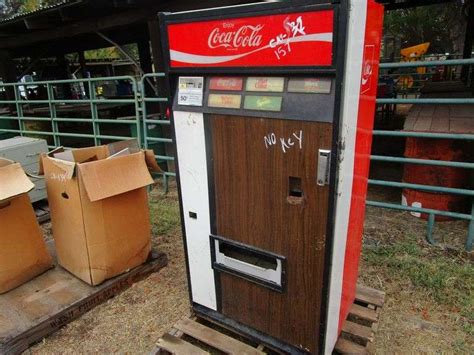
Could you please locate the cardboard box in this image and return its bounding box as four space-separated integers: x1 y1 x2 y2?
0 158 53 294
41 142 159 286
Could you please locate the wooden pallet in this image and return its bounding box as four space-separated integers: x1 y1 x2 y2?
154 317 267 355
153 284 385 355
334 285 386 355
0 241 168 355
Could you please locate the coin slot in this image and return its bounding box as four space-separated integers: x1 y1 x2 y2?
189 211 198 219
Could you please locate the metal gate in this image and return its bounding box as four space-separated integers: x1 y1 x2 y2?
0 66 472 250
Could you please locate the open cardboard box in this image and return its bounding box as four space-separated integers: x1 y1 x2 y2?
0 158 53 294
40 140 162 286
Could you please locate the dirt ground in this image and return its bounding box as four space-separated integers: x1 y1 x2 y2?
31 186 191 354
30 180 473 354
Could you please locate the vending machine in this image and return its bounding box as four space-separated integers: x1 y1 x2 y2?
159 1 384 353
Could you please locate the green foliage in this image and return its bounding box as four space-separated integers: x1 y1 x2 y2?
384 2 467 54
84 44 139 61
0 0 61 18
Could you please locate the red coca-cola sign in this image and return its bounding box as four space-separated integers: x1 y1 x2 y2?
167 10 334 68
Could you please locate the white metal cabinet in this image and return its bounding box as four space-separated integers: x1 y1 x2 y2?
0 137 48 202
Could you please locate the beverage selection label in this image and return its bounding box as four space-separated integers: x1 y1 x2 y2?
167 10 334 67
208 94 242 109
209 77 243 91
288 77 332 94
246 77 285 92
244 96 283 112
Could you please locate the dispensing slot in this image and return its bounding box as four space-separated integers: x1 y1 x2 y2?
220 243 278 270
211 235 285 292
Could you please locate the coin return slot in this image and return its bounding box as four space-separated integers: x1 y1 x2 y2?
288 176 303 198
287 176 304 205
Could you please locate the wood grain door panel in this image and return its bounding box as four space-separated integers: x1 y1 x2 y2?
210 114 332 353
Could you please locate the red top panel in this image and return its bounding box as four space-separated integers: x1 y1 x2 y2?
167 10 334 68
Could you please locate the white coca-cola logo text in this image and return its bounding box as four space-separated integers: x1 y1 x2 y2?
208 24 264 50
361 60 373 85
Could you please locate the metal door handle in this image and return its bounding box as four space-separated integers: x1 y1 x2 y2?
317 149 331 186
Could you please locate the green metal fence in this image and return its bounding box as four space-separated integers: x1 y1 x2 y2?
0 76 142 149
140 73 175 193
0 63 472 250
0 74 175 191
374 58 474 251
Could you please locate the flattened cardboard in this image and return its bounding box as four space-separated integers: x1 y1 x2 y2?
107 139 140 155
72 145 108 163
53 150 74 162
42 142 155 286
0 159 35 202
77 152 154 202
107 148 130 159
0 162 52 294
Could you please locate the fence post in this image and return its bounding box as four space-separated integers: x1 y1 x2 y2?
47 83 60 147
466 201 474 252
13 85 25 136
88 81 100 146
426 213 436 245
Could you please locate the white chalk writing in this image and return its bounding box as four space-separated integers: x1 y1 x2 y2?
264 130 303 153
50 172 68 182
270 16 306 60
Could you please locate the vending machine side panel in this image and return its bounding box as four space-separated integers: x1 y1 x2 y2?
324 0 368 352
339 0 384 331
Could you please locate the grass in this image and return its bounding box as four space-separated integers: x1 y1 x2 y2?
149 184 474 351
363 237 474 336
148 192 181 237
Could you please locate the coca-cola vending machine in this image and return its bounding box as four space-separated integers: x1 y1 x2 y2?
159 1 384 353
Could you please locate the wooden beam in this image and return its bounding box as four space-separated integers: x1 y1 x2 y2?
137 39 153 74
0 0 258 50
0 6 157 49
10 27 148 58
148 17 164 73
0 51 18 106
24 17 58 30
59 8 76 21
